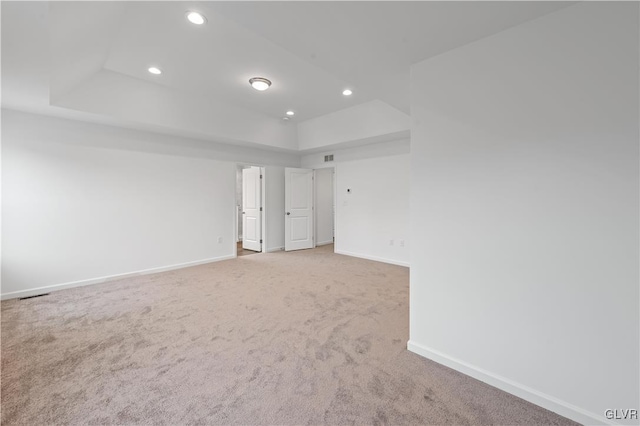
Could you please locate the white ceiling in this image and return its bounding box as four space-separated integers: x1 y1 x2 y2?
102 2 363 122
209 1 574 114
2 1 574 151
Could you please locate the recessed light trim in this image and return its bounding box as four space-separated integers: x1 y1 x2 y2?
249 77 271 91
148 66 162 75
282 117 290 121
186 11 206 25
286 110 295 116
342 89 353 96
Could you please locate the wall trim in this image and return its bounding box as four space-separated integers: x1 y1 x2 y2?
1 254 236 300
335 249 409 267
406 340 609 426
316 240 334 246
266 246 284 253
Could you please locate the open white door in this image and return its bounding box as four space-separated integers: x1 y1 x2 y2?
285 167 314 251
242 167 262 252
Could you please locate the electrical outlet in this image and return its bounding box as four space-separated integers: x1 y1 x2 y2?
389 239 394 246
400 240 405 247
217 237 223 243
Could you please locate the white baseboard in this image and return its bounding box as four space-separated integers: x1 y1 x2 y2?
335 249 409 267
407 340 607 426
1 254 236 300
316 240 334 246
266 246 284 253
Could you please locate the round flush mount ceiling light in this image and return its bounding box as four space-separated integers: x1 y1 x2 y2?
342 89 353 96
148 66 162 75
249 77 271 91
285 110 295 116
186 11 206 25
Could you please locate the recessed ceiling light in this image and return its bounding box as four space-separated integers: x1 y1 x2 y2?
282 117 290 121
286 110 295 116
249 77 271 91
148 67 162 75
342 89 353 96
186 11 206 25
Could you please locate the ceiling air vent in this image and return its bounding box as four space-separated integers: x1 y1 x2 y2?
324 154 334 162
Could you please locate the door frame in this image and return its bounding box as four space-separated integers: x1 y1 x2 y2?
236 164 266 257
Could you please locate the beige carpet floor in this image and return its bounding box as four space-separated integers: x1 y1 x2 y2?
1 245 576 425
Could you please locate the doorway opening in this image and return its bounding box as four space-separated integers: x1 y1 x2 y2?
314 167 335 252
236 164 265 257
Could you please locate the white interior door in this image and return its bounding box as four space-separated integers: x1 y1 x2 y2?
285 167 314 251
242 167 262 252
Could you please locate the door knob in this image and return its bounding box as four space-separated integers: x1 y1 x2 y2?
286 212 290 215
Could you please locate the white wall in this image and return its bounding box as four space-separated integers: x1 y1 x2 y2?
1 110 298 299
315 167 334 246
409 3 638 425
264 166 286 252
335 154 410 267
301 138 410 169
1 111 300 167
297 100 410 151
